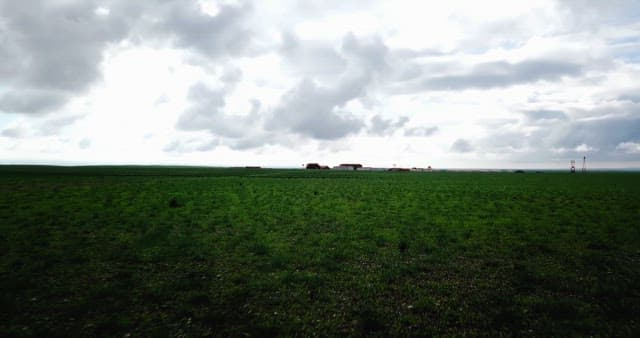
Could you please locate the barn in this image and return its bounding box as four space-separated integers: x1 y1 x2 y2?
333 163 363 171
306 163 330 169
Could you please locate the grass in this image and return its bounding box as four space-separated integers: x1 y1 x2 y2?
1 165 639 336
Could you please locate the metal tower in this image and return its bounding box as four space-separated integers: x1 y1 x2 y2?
570 160 576 173
582 156 586 173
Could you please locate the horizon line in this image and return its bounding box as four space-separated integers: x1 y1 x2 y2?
1 163 640 172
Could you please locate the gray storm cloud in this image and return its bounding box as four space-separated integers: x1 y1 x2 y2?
1 127 26 138
368 115 409 136
265 33 393 140
404 126 439 137
558 116 640 155
0 0 256 115
0 91 68 115
153 1 257 58
174 80 293 151
38 115 85 136
451 139 473 153
417 59 583 91
479 103 640 162
0 1 129 114
267 78 365 140
176 82 256 139
176 33 398 146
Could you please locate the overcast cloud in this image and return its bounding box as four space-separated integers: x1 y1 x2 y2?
415 59 584 91
1 0 639 168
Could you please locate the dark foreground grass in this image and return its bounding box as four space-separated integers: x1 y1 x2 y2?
1 166 639 336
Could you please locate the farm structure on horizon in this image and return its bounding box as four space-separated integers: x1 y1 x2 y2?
333 163 363 170
305 163 434 172
305 163 330 169
411 166 432 172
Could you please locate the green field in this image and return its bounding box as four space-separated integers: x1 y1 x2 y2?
1 166 639 336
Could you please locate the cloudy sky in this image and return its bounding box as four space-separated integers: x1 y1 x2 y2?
1 0 639 168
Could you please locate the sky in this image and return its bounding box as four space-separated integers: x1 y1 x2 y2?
1 0 640 169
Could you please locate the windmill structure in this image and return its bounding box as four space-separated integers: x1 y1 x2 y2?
582 156 586 173
570 160 576 173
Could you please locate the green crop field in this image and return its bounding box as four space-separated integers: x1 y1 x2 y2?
1 166 639 336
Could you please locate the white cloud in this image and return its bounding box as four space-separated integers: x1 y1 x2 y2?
575 143 598 152
616 141 640 154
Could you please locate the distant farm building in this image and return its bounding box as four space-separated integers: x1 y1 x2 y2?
359 167 387 171
306 163 330 169
388 167 411 172
333 163 363 170
411 166 432 172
